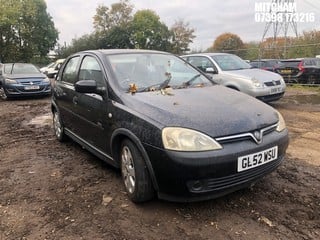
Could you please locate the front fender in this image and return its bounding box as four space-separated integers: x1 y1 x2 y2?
111 128 159 191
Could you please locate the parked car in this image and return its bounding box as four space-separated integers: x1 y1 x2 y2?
274 58 320 84
249 59 281 72
41 58 65 78
52 49 289 203
0 63 51 99
181 53 286 102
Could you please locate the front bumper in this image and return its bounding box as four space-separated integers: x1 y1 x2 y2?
4 84 51 97
144 129 289 202
246 87 285 102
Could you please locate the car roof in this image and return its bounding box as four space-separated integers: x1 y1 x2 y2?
251 59 279 62
79 49 171 56
4 62 33 64
182 52 233 57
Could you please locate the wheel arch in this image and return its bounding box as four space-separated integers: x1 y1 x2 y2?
111 128 159 191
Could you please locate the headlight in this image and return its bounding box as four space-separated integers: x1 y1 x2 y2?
162 127 222 151
276 111 286 132
42 77 51 83
5 78 18 84
251 78 263 88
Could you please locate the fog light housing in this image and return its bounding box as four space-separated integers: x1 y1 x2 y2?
188 180 204 192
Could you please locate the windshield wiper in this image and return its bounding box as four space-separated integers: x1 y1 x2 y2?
182 74 201 87
138 73 172 92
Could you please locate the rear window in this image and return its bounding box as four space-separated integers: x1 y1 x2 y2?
280 61 300 68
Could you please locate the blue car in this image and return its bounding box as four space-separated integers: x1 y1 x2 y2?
0 63 51 99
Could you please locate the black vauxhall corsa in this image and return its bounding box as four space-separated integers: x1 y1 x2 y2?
51 49 289 203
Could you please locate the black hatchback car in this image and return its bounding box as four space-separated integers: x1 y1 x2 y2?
275 58 320 84
249 59 281 72
51 49 289 203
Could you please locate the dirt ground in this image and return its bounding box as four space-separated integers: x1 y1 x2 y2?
0 86 319 240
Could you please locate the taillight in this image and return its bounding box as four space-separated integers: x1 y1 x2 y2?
298 62 305 72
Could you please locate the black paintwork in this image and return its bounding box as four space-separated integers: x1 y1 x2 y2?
51 49 289 202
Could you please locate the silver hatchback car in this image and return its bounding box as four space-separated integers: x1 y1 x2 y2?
181 53 286 102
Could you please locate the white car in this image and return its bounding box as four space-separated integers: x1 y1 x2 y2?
181 53 286 102
40 59 65 78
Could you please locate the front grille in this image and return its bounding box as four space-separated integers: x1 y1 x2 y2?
188 155 283 193
216 124 277 145
264 80 281 86
21 81 42 85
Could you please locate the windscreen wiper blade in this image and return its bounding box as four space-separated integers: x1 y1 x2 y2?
182 74 201 87
138 73 172 92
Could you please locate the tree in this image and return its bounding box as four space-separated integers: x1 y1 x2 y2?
210 33 245 57
290 30 320 58
102 25 134 49
93 0 134 50
131 10 172 51
93 0 133 33
0 0 58 63
170 19 195 54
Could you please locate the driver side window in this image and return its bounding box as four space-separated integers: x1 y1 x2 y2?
79 56 104 87
188 56 214 72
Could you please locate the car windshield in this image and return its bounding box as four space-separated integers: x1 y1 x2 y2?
211 54 251 71
4 63 40 74
106 53 213 92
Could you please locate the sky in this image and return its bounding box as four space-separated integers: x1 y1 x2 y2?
45 0 320 51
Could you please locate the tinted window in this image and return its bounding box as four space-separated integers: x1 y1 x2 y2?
79 56 104 87
61 56 80 84
280 61 300 68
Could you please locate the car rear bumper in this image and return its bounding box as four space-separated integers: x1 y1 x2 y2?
144 129 289 202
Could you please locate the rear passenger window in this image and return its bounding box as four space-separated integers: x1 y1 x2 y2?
61 56 80 84
79 56 104 87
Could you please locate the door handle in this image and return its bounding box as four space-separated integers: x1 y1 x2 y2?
73 96 78 105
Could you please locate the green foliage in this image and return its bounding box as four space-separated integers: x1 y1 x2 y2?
93 0 133 33
0 0 58 63
62 1 195 55
131 10 172 51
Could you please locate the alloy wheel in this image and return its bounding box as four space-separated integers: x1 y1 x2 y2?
121 145 136 194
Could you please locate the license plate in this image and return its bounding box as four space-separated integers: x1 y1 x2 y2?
281 69 292 74
270 87 282 94
238 146 278 172
24 85 40 90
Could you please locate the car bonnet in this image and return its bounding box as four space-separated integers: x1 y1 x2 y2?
5 73 46 80
224 68 282 82
123 85 279 138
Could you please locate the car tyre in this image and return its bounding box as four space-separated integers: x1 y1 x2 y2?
0 87 9 100
120 139 154 203
307 75 316 85
53 110 67 142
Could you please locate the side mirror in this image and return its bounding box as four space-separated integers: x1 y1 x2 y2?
205 67 218 74
55 63 62 70
75 80 105 95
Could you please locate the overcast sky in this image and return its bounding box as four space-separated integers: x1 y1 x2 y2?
45 0 320 51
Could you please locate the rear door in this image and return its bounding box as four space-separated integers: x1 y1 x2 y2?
53 55 81 132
